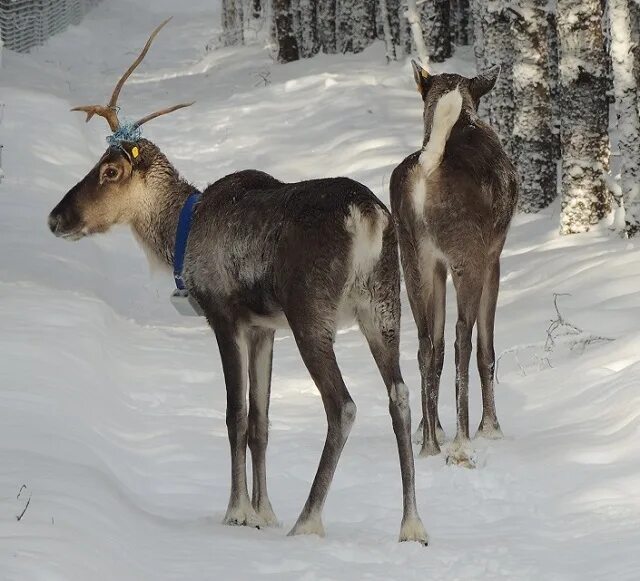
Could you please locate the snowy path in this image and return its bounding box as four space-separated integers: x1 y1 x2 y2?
1 1 640 579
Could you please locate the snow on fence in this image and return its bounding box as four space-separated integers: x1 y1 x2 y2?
0 0 101 53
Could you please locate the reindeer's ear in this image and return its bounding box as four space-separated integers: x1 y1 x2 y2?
411 59 431 98
470 65 500 100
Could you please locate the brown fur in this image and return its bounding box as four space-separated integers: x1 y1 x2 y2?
391 63 518 464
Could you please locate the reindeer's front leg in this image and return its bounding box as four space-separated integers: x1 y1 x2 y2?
212 319 261 527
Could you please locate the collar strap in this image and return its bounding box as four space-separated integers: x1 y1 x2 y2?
173 190 202 290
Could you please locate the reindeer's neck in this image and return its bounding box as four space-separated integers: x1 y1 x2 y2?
131 150 195 270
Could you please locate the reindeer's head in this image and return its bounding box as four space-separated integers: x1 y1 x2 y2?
48 19 193 240
410 60 500 133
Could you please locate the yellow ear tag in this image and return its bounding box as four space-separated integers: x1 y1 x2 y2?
131 146 139 159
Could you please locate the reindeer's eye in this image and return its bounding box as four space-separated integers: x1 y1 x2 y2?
104 167 119 180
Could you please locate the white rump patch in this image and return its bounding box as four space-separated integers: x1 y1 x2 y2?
344 204 388 276
419 87 463 176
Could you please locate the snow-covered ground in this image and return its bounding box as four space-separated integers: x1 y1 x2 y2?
1 1 640 579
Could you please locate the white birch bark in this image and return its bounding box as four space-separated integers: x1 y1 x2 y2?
379 0 397 62
511 0 556 211
609 0 640 236
405 0 429 65
557 0 611 234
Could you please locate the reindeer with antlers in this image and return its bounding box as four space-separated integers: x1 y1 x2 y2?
390 62 518 466
48 20 427 543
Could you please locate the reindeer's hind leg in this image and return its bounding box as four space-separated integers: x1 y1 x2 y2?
412 259 447 449
398 229 446 456
286 309 356 538
448 266 484 468
247 328 279 525
358 304 428 545
356 247 428 544
475 257 503 439
210 318 261 527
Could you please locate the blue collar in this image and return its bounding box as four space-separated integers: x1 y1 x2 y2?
173 190 202 290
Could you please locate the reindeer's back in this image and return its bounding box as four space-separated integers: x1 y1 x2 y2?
391 123 518 243
443 121 519 233
188 172 392 317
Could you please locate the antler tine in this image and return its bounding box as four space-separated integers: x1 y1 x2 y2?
108 17 172 110
133 102 195 128
70 18 182 133
70 105 120 131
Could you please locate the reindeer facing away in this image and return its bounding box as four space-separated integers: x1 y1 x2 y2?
47 21 427 544
390 62 518 467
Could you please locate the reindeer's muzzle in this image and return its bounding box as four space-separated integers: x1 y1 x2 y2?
48 200 84 240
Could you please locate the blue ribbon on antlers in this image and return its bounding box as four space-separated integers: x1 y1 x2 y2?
106 120 142 147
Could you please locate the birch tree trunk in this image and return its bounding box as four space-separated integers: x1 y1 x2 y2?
420 0 451 62
336 0 376 54
297 0 319 58
273 0 299 62
317 0 337 53
631 2 640 100
475 0 514 155
222 0 244 46
608 0 640 236
557 0 611 234
511 0 556 211
547 11 561 161
450 0 470 45
405 0 429 64
379 0 397 61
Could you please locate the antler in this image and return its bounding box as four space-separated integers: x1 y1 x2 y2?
134 102 195 129
71 18 194 132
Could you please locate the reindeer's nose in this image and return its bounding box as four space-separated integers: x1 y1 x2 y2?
48 213 64 236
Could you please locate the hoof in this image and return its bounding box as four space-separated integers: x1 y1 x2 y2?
445 440 477 469
418 441 441 458
399 517 429 545
287 515 325 538
475 422 504 440
223 503 263 528
254 503 280 527
413 421 446 446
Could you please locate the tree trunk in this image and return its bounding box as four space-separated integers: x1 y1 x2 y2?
274 0 300 62
475 1 514 155
298 0 319 57
557 0 610 234
222 0 244 46
547 11 561 162
420 0 452 62
511 0 556 211
629 2 640 118
317 0 337 53
251 0 262 19
608 0 640 236
379 0 397 61
336 0 376 54
405 0 429 64
450 0 470 45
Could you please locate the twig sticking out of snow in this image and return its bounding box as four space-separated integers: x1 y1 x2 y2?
496 293 613 382
16 484 31 522
545 293 613 353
